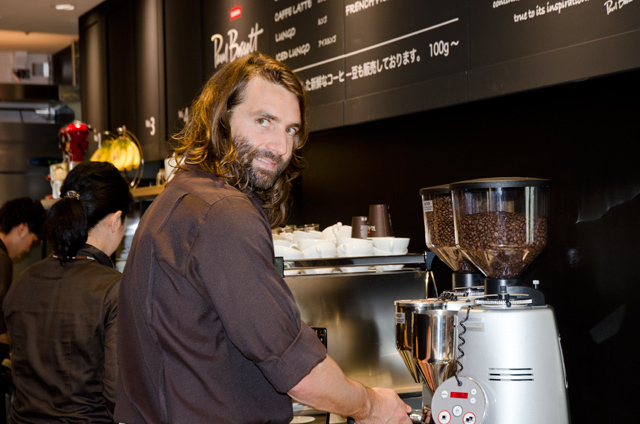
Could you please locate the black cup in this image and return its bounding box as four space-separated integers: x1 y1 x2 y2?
351 216 369 239
367 204 393 237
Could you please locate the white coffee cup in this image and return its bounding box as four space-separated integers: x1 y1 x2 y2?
297 238 334 251
337 237 374 246
337 239 373 273
372 247 408 256
372 246 407 272
375 264 405 272
322 223 353 241
301 242 337 259
337 239 374 257
300 242 336 274
273 239 292 247
304 268 334 274
293 230 323 246
370 237 410 253
274 245 303 260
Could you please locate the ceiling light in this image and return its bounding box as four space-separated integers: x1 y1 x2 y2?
54 4 76 11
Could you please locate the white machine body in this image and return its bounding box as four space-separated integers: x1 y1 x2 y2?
431 303 570 424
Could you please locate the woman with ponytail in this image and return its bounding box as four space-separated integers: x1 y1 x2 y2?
3 161 133 423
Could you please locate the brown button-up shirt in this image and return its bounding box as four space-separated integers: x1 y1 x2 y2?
115 167 326 424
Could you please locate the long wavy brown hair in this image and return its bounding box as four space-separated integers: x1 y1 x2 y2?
171 52 309 227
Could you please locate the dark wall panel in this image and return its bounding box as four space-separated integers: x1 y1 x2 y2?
164 0 203 137
79 10 108 133
134 0 166 161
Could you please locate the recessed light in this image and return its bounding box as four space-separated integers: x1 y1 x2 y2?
54 4 76 11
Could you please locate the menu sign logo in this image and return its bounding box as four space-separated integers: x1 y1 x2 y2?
211 23 264 69
229 5 242 21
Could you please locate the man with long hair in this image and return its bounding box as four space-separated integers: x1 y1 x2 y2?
116 52 411 423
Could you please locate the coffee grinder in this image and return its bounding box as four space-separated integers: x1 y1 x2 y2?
396 178 570 424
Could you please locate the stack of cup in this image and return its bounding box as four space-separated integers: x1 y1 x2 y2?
336 237 374 273
292 230 335 274
321 222 352 241
371 237 410 271
297 238 337 274
273 236 304 275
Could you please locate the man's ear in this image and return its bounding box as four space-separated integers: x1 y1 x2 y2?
15 222 29 238
110 211 123 233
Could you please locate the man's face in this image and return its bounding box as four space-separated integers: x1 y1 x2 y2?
229 77 301 190
9 226 39 260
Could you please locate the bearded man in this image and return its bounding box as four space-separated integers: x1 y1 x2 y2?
115 52 411 424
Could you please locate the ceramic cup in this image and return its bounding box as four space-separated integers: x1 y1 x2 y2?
293 230 323 246
337 238 374 255
296 238 334 251
337 239 374 273
370 237 410 253
274 245 304 260
322 223 352 241
302 242 337 274
372 246 408 272
301 242 337 259
273 239 293 247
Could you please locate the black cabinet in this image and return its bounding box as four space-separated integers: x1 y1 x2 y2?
79 0 202 162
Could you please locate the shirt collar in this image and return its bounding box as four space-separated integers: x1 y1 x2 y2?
77 244 116 268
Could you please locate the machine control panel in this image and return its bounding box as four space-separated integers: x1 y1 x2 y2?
432 376 487 424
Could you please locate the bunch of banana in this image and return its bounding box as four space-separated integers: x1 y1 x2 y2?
90 137 141 171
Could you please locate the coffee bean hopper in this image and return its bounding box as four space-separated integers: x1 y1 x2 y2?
419 185 484 291
395 178 570 424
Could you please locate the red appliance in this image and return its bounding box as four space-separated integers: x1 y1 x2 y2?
59 121 90 163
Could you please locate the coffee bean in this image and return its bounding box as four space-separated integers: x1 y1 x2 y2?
424 194 477 273
456 211 547 278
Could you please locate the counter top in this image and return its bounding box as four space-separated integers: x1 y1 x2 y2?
130 184 164 200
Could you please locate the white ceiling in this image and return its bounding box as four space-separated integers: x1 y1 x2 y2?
0 0 105 55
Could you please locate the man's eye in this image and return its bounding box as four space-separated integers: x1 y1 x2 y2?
257 118 268 126
286 127 298 135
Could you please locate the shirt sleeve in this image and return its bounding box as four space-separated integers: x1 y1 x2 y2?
0 253 13 334
102 277 120 409
189 195 326 393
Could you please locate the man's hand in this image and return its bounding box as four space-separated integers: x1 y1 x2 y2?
351 387 412 424
289 356 412 424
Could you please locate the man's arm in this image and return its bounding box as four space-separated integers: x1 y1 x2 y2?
288 355 412 424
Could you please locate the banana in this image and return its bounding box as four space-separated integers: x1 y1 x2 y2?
131 142 141 170
90 143 110 162
110 139 127 171
90 136 141 171
122 140 135 171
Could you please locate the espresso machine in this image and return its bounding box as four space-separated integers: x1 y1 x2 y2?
396 178 570 424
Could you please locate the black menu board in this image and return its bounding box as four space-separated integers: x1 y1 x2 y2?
468 0 640 100
270 0 347 129
201 0 640 131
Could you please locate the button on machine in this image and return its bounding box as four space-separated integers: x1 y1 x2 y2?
432 376 487 424
437 410 452 424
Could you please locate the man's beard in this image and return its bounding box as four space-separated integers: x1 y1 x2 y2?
234 135 289 190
